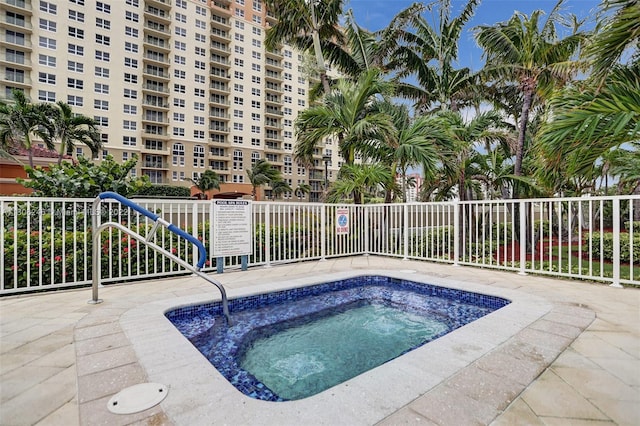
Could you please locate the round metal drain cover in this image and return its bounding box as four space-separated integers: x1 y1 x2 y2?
107 383 168 415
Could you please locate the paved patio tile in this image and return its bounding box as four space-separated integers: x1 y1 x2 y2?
491 399 544 426
409 384 500 425
590 397 640 426
1 367 76 426
520 370 610 420
375 407 437 425
552 366 640 402
75 346 138 377
0 365 66 403
77 363 147 404
35 400 79 426
446 365 522 411
571 334 637 360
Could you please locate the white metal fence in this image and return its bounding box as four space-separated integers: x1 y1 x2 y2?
1 195 638 295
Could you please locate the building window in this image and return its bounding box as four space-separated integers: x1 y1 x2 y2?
38 91 55 102
233 150 243 170
94 99 109 110
96 17 110 29
172 143 185 166
67 78 84 89
193 145 205 167
67 95 83 106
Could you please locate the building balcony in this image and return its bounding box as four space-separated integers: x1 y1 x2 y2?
209 55 230 68
208 151 228 160
2 0 32 13
211 0 231 12
210 43 231 56
143 37 170 53
2 55 30 69
265 58 283 71
210 166 230 175
142 129 170 139
0 34 31 50
209 124 229 133
265 133 283 142
145 0 172 12
265 142 281 152
143 67 170 81
210 28 231 42
144 7 171 24
142 115 169 124
265 83 283 95
264 120 282 130
141 161 170 170
209 111 230 120
265 70 283 83
143 53 170 65
211 14 231 30
0 15 32 31
265 96 281 106
210 68 230 81
266 49 283 60
144 21 170 36
141 145 169 154
209 97 230 107
142 83 169 94
1 73 31 88
266 11 278 24
265 107 284 117
209 137 227 146
209 82 229 95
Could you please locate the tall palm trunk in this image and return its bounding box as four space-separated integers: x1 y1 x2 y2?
515 79 535 179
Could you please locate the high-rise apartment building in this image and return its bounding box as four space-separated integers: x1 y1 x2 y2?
0 0 337 201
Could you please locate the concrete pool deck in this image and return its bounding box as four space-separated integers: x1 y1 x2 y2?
1 257 638 425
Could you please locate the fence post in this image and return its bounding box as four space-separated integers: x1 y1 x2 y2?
264 203 271 267
519 200 527 275
611 198 622 287
192 202 199 268
403 204 409 260
321 204 327 261
453 202 460 266
364 205 369 256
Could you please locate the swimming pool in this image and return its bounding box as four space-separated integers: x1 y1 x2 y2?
166 275 510 401
119 268 552 425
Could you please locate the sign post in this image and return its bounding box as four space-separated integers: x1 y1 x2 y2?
212 200 253 272
336 208 349 235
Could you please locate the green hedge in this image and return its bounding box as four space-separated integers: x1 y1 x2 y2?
134 185 192 198
591 232 640 263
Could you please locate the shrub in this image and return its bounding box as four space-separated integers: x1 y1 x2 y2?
134 185 192 198
591 232 640 263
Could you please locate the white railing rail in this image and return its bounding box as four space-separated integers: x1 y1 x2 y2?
1 195 638 295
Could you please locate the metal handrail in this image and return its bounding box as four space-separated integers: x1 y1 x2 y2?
89 192 231 324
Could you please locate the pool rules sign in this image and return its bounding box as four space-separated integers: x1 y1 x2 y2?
213 200 252 256
335 208 349 235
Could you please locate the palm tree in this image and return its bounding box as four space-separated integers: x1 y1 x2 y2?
537 0 639 181
188 169 221 199
294 68 395 166
294 182 312 201
270 179 293 200
52 102 102 164
264 0 345 94
363 102 449 202
381 0 481 113
433 111 510 201
246 159 281 200
326 163 391 204
0 89 54 167
474 2 583 179
585 0 640 83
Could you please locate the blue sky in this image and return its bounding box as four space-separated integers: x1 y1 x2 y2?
346 0 602 70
